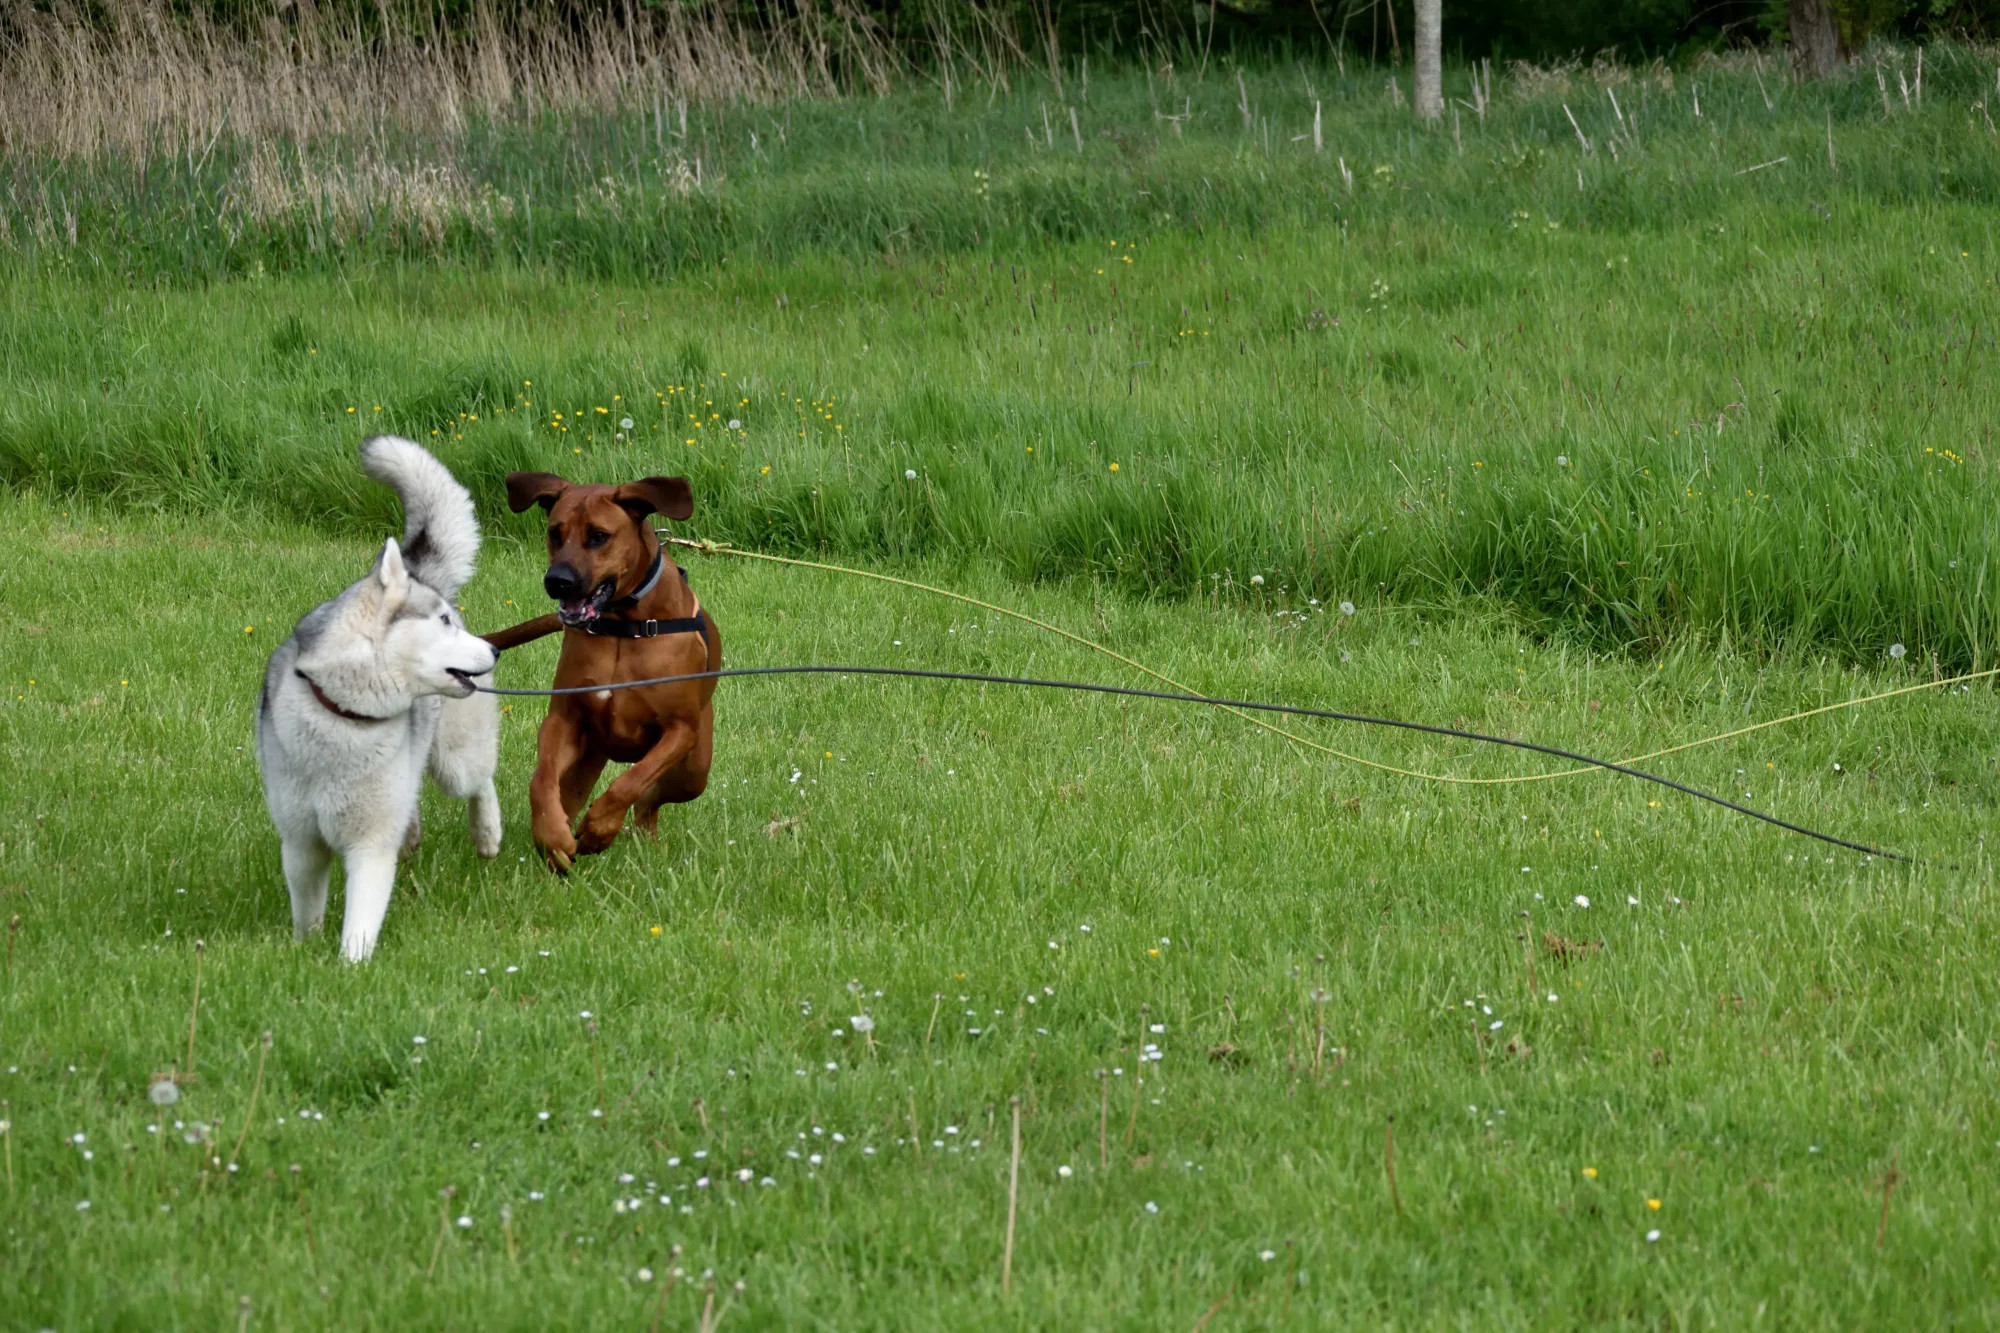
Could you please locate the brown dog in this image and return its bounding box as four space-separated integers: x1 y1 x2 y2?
503 471 721 873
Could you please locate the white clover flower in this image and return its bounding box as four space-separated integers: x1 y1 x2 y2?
1058 1165 1073 1178
1144 1200 1159 1214
456 1215 473 1228
1646 1229 1661 1243
1259 1249 1277 1261
904 469 918 480
638 1267 654 1282
412 1035 427 1045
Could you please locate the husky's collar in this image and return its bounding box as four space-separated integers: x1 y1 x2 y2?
295 670 393 723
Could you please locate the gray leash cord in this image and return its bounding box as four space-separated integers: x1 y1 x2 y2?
466 664 1907 862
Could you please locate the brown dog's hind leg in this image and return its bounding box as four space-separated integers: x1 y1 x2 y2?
576 719 698 856
633 704 715 833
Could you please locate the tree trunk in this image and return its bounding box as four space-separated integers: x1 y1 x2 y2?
1413 0 1442 121
1790 0 1842 79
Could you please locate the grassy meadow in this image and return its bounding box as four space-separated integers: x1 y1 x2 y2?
5 39 2000 1328
4 497 2000 1328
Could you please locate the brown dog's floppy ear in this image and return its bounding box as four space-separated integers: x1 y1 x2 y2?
613 476 694 522
506 472 570 513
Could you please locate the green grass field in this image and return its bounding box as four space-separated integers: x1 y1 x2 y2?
6 46 2000 1329
4 500 1998 1327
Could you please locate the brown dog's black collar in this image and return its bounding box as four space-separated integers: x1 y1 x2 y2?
295 670 393 723
581 607 709 643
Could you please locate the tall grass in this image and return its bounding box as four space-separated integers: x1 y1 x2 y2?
6 44 2000 665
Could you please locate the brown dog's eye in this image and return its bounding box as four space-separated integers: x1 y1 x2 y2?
585 528 611 549
547 526 561 546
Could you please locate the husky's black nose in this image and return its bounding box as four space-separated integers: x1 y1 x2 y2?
544 563 585 601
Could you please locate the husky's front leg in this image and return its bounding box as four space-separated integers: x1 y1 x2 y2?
466 779 502 859
281 836 333 939
432 690 501 858
338 844 401 963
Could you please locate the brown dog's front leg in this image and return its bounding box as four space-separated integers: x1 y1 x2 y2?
574 721 697 857
530 709 590 873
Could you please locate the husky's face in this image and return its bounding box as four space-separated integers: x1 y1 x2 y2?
504 472 694 626
365 540 497 698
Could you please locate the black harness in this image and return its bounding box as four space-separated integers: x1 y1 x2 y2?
580 552 709 644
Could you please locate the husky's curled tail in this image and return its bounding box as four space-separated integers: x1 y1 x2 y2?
256 436 502 962
360 434 481 601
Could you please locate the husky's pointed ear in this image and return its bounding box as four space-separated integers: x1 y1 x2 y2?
506 472 570 513
375 538 410 592
613 476 694 522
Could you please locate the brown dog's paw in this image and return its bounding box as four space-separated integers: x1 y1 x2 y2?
575 808 626 857
533 821 578 875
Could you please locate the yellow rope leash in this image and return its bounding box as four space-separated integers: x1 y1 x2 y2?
668 537 1997 786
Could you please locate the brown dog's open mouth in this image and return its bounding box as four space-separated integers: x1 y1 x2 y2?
556 578 618 627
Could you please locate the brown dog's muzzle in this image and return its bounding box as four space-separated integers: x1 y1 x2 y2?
545 560 623 626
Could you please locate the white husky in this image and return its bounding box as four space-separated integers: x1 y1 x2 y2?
255 436 502 962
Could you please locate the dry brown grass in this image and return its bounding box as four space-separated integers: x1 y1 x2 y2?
1505 53 1677 100
0 0 973 163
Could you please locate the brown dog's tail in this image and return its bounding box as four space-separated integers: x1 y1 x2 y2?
481 614 563 652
